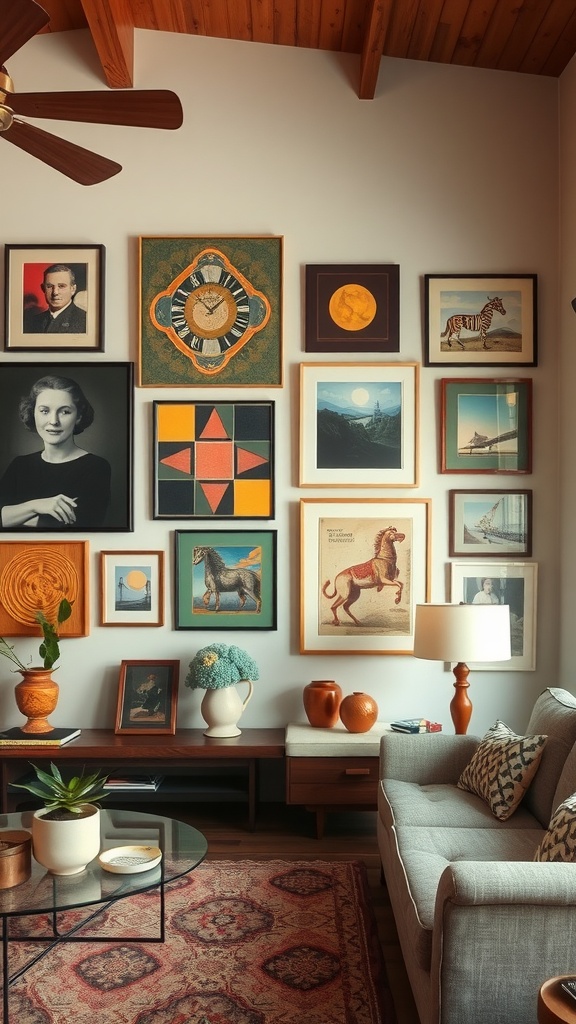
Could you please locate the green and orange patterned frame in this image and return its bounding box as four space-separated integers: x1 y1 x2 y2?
153 401 274 519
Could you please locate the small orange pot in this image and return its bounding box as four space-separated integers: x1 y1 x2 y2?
14 668 59 734
339 692 378 733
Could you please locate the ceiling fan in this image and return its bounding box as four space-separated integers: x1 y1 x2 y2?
0 0 183 185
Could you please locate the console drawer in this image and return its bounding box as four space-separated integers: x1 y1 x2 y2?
286 756 379 806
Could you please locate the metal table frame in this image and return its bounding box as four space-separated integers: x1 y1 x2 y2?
0 808 207 1022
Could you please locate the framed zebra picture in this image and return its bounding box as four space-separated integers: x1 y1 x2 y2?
424 274 537 367
175 528 277 630
448 489 532 557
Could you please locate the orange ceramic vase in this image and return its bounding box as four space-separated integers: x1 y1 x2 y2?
339 692 378 733
14 668 59 734
303 680 343 728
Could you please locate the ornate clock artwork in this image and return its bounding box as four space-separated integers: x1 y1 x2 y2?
150 249 271 376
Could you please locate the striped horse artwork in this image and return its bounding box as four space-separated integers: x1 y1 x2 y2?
441 295 506 350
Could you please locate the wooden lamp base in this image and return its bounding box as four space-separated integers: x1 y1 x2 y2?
450 662 473 735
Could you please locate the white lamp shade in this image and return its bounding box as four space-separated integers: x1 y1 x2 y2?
413 604 511 663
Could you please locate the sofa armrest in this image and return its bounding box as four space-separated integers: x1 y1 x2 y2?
379 731 480 785
438 859 576 906
432 862 576 1024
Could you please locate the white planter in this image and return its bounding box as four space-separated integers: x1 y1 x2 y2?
32 804 101 875
200 680 254 737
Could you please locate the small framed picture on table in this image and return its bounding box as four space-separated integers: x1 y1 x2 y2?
114 660 180 734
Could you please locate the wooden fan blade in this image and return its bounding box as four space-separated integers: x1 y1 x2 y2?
2 120 121 185
0 0 50 66
11 90 184 129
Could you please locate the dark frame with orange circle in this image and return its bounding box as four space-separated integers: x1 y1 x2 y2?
305 263 399 353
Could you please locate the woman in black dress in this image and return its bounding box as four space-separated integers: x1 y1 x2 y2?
0 374 111 529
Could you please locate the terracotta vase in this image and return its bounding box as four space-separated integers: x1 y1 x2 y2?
339 692 378 733
14 668 59 734
303 680 343 728
200 680 254 738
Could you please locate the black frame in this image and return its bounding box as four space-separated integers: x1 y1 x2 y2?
424 273 537 367
305 263 400 353
0 362 133 532
153 400 275 520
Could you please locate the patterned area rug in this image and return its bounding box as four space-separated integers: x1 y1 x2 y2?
7 859 396 1023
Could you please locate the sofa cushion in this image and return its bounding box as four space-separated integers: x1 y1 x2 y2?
379 777 542 830
534 794 576 862
457 721 547 821
392 825 543 971
523 687 576 826
553 743 576 812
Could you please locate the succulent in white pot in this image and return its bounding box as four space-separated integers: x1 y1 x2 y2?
13 762 109 875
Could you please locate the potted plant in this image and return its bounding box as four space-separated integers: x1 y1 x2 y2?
13 761 109 875
0 598 72 734
185 643 259 737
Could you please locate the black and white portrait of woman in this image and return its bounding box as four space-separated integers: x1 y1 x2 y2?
0 363 133 532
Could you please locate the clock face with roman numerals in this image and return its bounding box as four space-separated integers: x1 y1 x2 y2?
150 249 271 376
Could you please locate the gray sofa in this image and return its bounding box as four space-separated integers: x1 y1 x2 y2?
377 687 576 1024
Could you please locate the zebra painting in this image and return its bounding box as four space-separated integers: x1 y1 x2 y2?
441 296 506 350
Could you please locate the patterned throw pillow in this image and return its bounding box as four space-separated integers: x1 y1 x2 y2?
534 794 576 862
457 720 547 821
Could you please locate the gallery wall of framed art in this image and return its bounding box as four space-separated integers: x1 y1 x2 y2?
0 28 558 735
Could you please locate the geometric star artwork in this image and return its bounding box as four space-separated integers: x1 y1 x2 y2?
154 402 274 518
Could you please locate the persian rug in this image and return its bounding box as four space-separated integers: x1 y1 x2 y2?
7 858 396 1024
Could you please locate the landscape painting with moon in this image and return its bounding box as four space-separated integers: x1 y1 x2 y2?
316 379 402 470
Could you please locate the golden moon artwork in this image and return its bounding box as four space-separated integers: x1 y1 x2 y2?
329 284 377 332
125 569 148 591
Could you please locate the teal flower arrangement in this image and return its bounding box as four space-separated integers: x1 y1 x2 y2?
185 643 259 690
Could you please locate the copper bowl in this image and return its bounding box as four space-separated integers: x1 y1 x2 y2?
0 830 32 888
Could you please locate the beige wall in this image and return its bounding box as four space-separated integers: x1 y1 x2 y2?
1 29 560 734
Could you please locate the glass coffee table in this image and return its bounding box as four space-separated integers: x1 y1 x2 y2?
0 808 208 1023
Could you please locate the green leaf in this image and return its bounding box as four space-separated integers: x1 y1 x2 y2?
57 599 73 625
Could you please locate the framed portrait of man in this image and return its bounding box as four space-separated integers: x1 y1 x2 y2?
0 362 133 533
4 244 105 352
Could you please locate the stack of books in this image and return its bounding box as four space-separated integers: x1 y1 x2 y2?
103 775 164 792
390 719 442 734
0 727 81 747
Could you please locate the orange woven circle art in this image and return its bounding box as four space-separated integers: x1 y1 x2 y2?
0 549 78 625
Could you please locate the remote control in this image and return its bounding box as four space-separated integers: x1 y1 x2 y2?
560 979 576 1005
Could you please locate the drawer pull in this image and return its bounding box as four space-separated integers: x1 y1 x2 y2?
344 768 370 776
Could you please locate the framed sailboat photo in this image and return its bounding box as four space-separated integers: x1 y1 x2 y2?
449 489 532 557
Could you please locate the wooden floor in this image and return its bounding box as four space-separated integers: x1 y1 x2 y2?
167 800 420 1024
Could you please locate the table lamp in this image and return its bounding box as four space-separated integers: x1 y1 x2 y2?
413 604 511 734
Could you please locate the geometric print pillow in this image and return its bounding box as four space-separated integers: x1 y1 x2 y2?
534 794 576 862
457 720 548 821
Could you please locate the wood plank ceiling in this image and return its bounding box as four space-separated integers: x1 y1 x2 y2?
35 0 576 99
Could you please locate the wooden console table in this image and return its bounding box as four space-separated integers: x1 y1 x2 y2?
285 722 391 838
0 729 285 831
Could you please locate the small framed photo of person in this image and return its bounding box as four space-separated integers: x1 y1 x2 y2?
0 362 133 533
115 660 180 735
4 244 105 352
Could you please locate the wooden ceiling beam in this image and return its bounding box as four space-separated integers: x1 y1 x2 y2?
358 0 392 99
80 0 135 89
